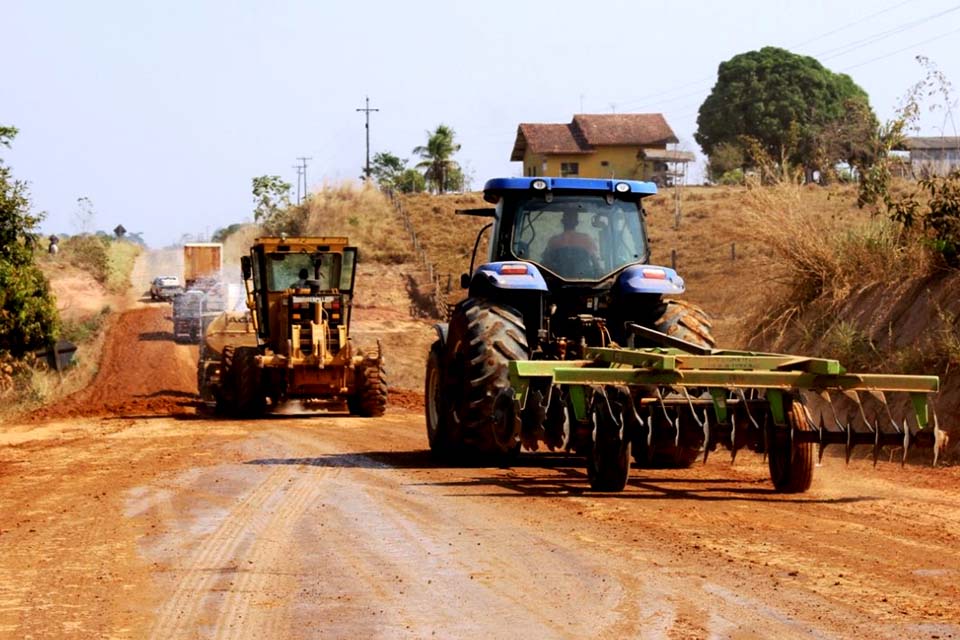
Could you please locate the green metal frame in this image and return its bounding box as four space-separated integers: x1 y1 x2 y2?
507 346 939 428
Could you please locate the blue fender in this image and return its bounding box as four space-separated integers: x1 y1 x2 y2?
617 264 685 295
471 261 549 291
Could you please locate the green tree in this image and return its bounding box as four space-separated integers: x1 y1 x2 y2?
369 152 407 191
211 223 245 243
413 124 461 194
695 47 876 180
396 168 426 194
706 141 746 183
0 126 59 355
251 175 292 227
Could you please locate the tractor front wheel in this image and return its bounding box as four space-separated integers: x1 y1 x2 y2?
767 400 815 493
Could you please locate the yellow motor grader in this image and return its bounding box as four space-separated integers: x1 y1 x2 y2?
197 236 386 417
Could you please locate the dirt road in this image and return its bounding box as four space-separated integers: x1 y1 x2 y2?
1 253 959 639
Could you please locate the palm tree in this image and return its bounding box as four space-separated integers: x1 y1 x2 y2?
413 124 461 194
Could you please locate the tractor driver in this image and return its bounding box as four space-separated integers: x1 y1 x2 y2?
544 210 599 257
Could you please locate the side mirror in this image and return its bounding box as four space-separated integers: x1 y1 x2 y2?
460 273 471 289
240 256 252 281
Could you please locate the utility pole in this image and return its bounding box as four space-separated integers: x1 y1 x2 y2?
292 164 303 204
355 96 379 181
296 156 312 203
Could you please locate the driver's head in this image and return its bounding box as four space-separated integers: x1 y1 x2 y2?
561 210 579 230
298 268 308 280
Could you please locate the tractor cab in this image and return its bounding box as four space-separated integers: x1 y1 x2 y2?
459 178 685 349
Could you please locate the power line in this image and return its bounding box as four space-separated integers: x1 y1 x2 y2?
355 96 380 181
817 2 960 60
842 23 960 71
611 0 931 113
791 0 915 48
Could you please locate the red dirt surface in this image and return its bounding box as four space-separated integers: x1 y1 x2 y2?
30 307 198 421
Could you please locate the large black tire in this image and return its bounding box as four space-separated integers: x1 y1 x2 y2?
445 299 529 455
651 298 715 349
768 400 815 493
587 388 632 492
231 346 265 418
632 298 715 468
425 340 456 456
215 345 237 416
354 358 387 417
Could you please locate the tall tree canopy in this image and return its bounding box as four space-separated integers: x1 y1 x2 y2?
695 47 877 178
0 126 59 355
413 124 461 194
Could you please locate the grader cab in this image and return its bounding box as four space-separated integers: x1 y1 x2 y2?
197 236 386 417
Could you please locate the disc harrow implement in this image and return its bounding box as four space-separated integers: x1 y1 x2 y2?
506 345 944 492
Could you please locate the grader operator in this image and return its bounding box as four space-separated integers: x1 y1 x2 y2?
197 236 386 417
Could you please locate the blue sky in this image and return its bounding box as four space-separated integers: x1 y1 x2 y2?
3 0 959 247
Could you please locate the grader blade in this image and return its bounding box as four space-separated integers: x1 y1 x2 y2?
506 344 944 493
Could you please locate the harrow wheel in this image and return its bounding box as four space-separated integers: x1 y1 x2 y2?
587 388 632 492
445 298 529 457
767 400 815 493
630 299 714 468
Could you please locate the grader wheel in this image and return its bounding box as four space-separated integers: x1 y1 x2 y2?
353 357 387 417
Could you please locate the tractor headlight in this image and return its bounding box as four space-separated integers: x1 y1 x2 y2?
615 182 630 193
531 179 547 190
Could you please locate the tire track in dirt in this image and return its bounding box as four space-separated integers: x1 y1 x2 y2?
210 471 324 639
147 465 297 639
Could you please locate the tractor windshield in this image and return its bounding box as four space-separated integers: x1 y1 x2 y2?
509 195 647 280
263 250 356 292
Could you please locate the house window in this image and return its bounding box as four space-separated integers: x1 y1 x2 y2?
560 162 579 177
600 161 609 167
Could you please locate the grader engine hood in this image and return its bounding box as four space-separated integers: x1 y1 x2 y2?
203 311 258 357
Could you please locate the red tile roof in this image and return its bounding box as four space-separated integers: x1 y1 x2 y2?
511 114 678 161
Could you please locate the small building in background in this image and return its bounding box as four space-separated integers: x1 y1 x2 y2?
510 113 693 184
902 137 960 177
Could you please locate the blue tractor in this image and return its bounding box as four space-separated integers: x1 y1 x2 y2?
425 177 715 489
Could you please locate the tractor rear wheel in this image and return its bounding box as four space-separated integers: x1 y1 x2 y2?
232 346 265 418
446 298 529 456
425 340 457 457
632 299 714 468
650 298 715 349
354 358 388 417
768 400 815 493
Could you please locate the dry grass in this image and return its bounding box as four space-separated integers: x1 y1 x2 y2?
291 181 413 263
734 178 930 348
399 192 489 286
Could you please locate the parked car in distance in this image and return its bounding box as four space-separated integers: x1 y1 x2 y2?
150 275 182 301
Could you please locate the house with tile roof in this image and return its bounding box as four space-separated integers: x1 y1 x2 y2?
510 114 694 184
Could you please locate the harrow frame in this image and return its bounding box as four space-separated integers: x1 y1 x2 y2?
507 344 944 471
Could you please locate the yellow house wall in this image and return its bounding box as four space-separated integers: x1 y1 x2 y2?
521 145 666 179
